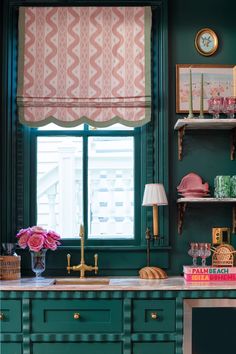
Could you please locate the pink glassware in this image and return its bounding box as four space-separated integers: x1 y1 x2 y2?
188 243 199 266
208 97 224 119
198 243 211 266
222 96 236 118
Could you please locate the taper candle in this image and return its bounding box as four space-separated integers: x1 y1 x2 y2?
199 73 204 118
187 69 194 118
79 224 84 237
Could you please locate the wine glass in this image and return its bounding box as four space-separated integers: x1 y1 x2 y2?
198 243 211 266
188 243 199 266
222 96 236 118
208 97 223 119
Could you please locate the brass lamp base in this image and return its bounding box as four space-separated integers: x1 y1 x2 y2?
139 266 167 279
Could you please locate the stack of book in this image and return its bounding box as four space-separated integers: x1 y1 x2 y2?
183 265 236 282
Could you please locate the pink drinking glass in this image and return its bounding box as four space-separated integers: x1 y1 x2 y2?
208 97 223 119
198 243 211 267
188 243 199 266
222 96 236 118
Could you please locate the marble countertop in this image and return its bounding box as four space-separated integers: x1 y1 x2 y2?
1 276 236 291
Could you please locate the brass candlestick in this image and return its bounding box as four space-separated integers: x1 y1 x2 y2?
139 228 167 279
140 183 168 279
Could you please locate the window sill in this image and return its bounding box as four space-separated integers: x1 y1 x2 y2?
57 245 172 251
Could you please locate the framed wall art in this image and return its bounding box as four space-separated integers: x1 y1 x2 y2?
176 64 236 113
195 28 218 56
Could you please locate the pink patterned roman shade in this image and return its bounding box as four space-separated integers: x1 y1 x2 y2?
17 7 152 127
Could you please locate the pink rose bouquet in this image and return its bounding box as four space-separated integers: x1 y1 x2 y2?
16 226 61 252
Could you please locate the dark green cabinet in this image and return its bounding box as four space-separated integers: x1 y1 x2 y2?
0 300 22 333
132 342 175 354
0 291 180 354
0 343 22 354
32 299 123 333
133 300 176 332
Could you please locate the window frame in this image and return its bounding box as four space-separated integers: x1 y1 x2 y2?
1 0 169 256
34 125 142 246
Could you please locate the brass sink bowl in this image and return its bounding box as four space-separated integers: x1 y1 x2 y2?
54 278 110 286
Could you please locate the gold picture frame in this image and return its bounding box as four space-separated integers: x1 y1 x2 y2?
195 28 218 56
176 64 236 113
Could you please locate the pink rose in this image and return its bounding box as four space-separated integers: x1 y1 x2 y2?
30 226 47 234
16 226 61 251
47 230 61 241
18 230 31 249
16 227 31 238
28 233 45 252
44 235 58 250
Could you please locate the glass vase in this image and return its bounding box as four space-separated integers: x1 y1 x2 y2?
30 249 47 278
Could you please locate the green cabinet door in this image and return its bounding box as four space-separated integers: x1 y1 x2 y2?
0 343 22 354
32 299 123 333
133 300 176 332
132 342 175 354
0 300 22 333
32 343 123 354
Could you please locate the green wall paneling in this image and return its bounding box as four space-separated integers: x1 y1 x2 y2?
17 247 171 277
168 0 236 275
2 0 236 278
1 0 170 276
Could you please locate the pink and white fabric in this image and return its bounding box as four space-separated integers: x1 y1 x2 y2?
17 7 152 127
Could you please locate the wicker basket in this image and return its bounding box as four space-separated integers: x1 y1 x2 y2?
0 255 21 280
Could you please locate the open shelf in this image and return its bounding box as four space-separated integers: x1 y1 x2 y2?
177 197 236 235
174 118 236 130
174 119 236 160
177 197 236 203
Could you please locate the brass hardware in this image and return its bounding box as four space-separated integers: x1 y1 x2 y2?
178 202 187 235
73 313 80 320
66 225 99 278
212 227 231 245
211 244 236 267
178 126 186 160
151 312 158 320
0 313 4 320
233 207 236 234
67 254 71 274
230 128 236 160
94 254 98 275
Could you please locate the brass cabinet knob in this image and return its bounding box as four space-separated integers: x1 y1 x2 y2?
0 313 4 320
73 313 80 320
151 312 158 320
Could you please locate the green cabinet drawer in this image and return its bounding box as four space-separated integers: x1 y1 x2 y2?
133 300 175 332
0 300 21 333
32 299 123 333
32 343 122 354
0 343 22 354
132 342 175 354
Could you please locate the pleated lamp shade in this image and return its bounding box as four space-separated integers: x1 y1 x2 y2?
142 184 168 206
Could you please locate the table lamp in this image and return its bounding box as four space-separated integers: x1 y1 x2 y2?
139 183 168 279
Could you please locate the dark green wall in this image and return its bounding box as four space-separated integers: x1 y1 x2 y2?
168 0 236 274
1 0 236 276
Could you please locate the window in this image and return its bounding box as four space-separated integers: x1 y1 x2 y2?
36 124 139 240
2 1 169 262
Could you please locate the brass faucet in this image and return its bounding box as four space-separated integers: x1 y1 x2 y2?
66 225 98 278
